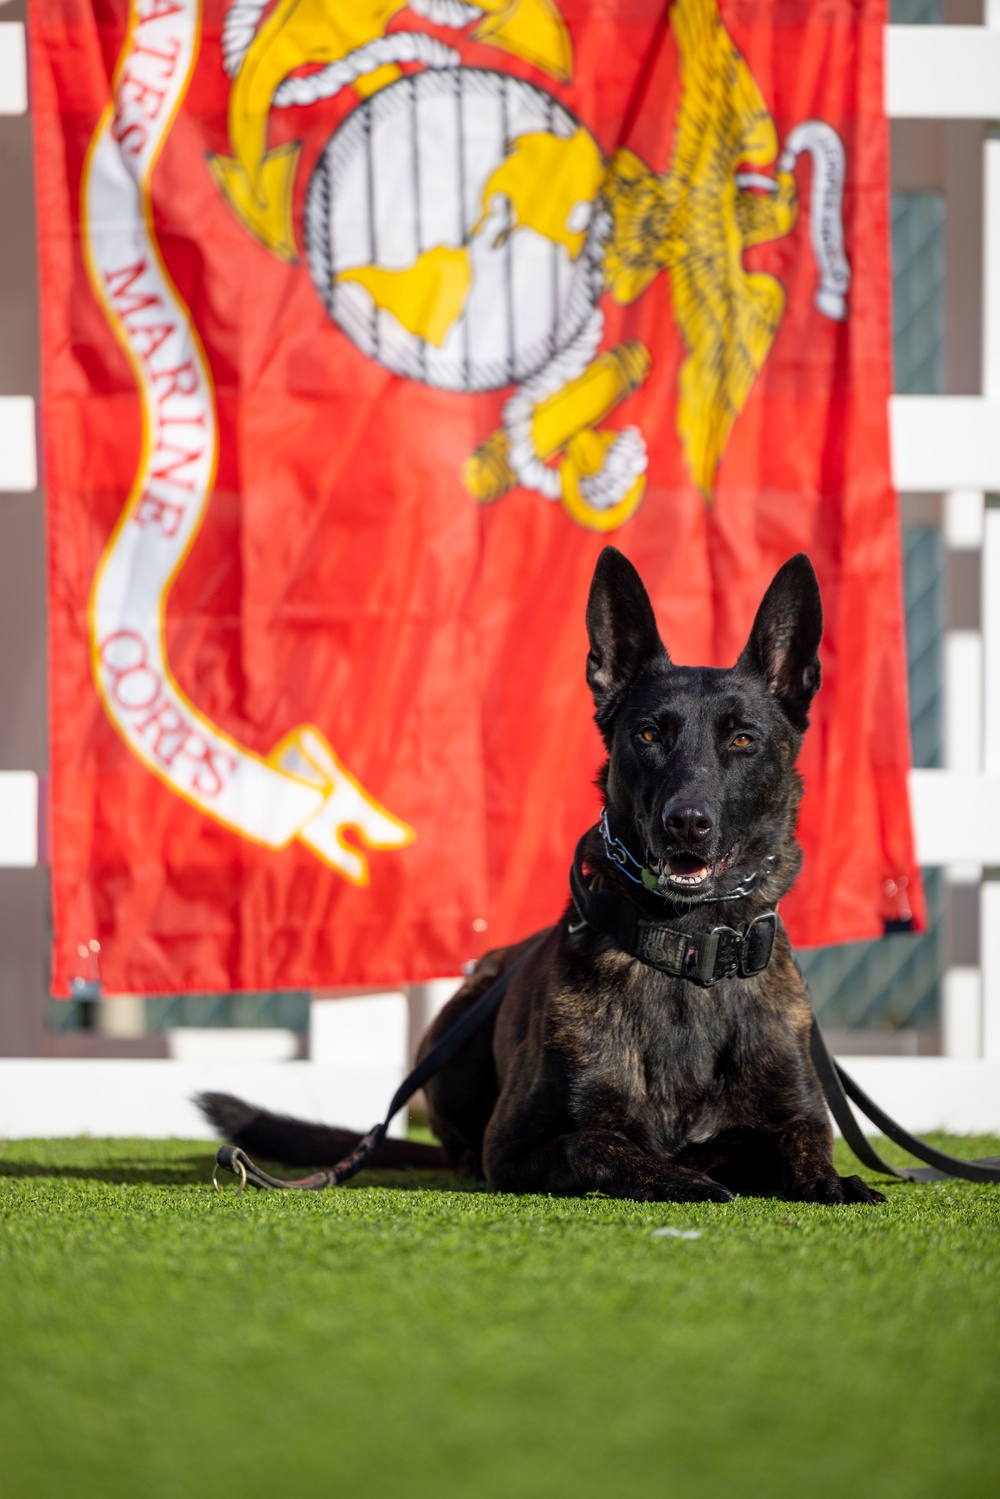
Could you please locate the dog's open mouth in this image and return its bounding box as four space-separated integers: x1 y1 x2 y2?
663 853 712 888
650 846 739 893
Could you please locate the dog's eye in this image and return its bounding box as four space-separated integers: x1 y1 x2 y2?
731 732 753 749
639 727 660 744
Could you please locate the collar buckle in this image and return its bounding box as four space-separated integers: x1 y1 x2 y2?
691 926 741 986
681 912 777 987
740 910 777 977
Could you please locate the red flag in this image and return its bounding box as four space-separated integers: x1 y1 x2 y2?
31 0 922 996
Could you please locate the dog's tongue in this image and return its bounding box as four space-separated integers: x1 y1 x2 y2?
667 854 711 885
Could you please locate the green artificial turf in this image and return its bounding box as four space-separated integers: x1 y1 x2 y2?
1 1136 998 1499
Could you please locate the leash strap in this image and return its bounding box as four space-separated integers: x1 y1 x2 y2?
809 1018 1000 1183
214 934 550 1192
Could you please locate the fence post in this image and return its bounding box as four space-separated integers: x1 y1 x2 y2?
982 497 1000 1059
983 874 1000 1059
979 39 1000 1055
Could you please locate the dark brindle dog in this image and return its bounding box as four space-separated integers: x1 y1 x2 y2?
203 548 884 1204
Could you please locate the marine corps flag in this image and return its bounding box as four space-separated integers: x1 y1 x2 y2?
32 0 923 996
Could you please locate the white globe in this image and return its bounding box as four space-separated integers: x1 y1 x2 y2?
304 67 605 393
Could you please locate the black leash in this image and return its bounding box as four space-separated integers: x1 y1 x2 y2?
213 837 1000 1192
808 1019 1000 1183
213 935 550 1193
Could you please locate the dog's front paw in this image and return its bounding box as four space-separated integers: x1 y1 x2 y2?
838 1174 886 1204
787 1173 885 1205
693 1178 734 1204
646 1170 733 1204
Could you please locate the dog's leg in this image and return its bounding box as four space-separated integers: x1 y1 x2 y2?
776 1117 886 1204
483 1125 733 1203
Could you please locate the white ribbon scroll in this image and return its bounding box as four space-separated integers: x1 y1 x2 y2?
81 0 414 884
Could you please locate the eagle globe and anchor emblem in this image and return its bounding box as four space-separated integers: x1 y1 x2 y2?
212 0 853 528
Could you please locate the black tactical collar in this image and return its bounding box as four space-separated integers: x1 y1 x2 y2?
569 833 777 987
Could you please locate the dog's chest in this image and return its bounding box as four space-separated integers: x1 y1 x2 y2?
556 966 783 1150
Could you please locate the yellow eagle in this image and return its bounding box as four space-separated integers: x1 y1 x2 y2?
604 0 798 497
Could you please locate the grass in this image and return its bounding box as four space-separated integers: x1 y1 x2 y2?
1 1136 998 1499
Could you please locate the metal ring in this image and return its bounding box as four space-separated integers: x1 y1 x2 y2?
212 1154 247 1193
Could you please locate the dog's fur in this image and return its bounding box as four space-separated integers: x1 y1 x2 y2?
202 548 884 1204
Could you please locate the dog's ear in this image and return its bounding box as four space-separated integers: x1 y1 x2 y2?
737 554 823 730
586 547 667 725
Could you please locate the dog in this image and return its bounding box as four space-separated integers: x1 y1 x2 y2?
202 547 884 1205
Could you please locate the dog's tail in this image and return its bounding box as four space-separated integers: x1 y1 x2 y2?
196 1092 447 1170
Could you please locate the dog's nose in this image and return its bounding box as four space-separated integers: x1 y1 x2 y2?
662 801 714 841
